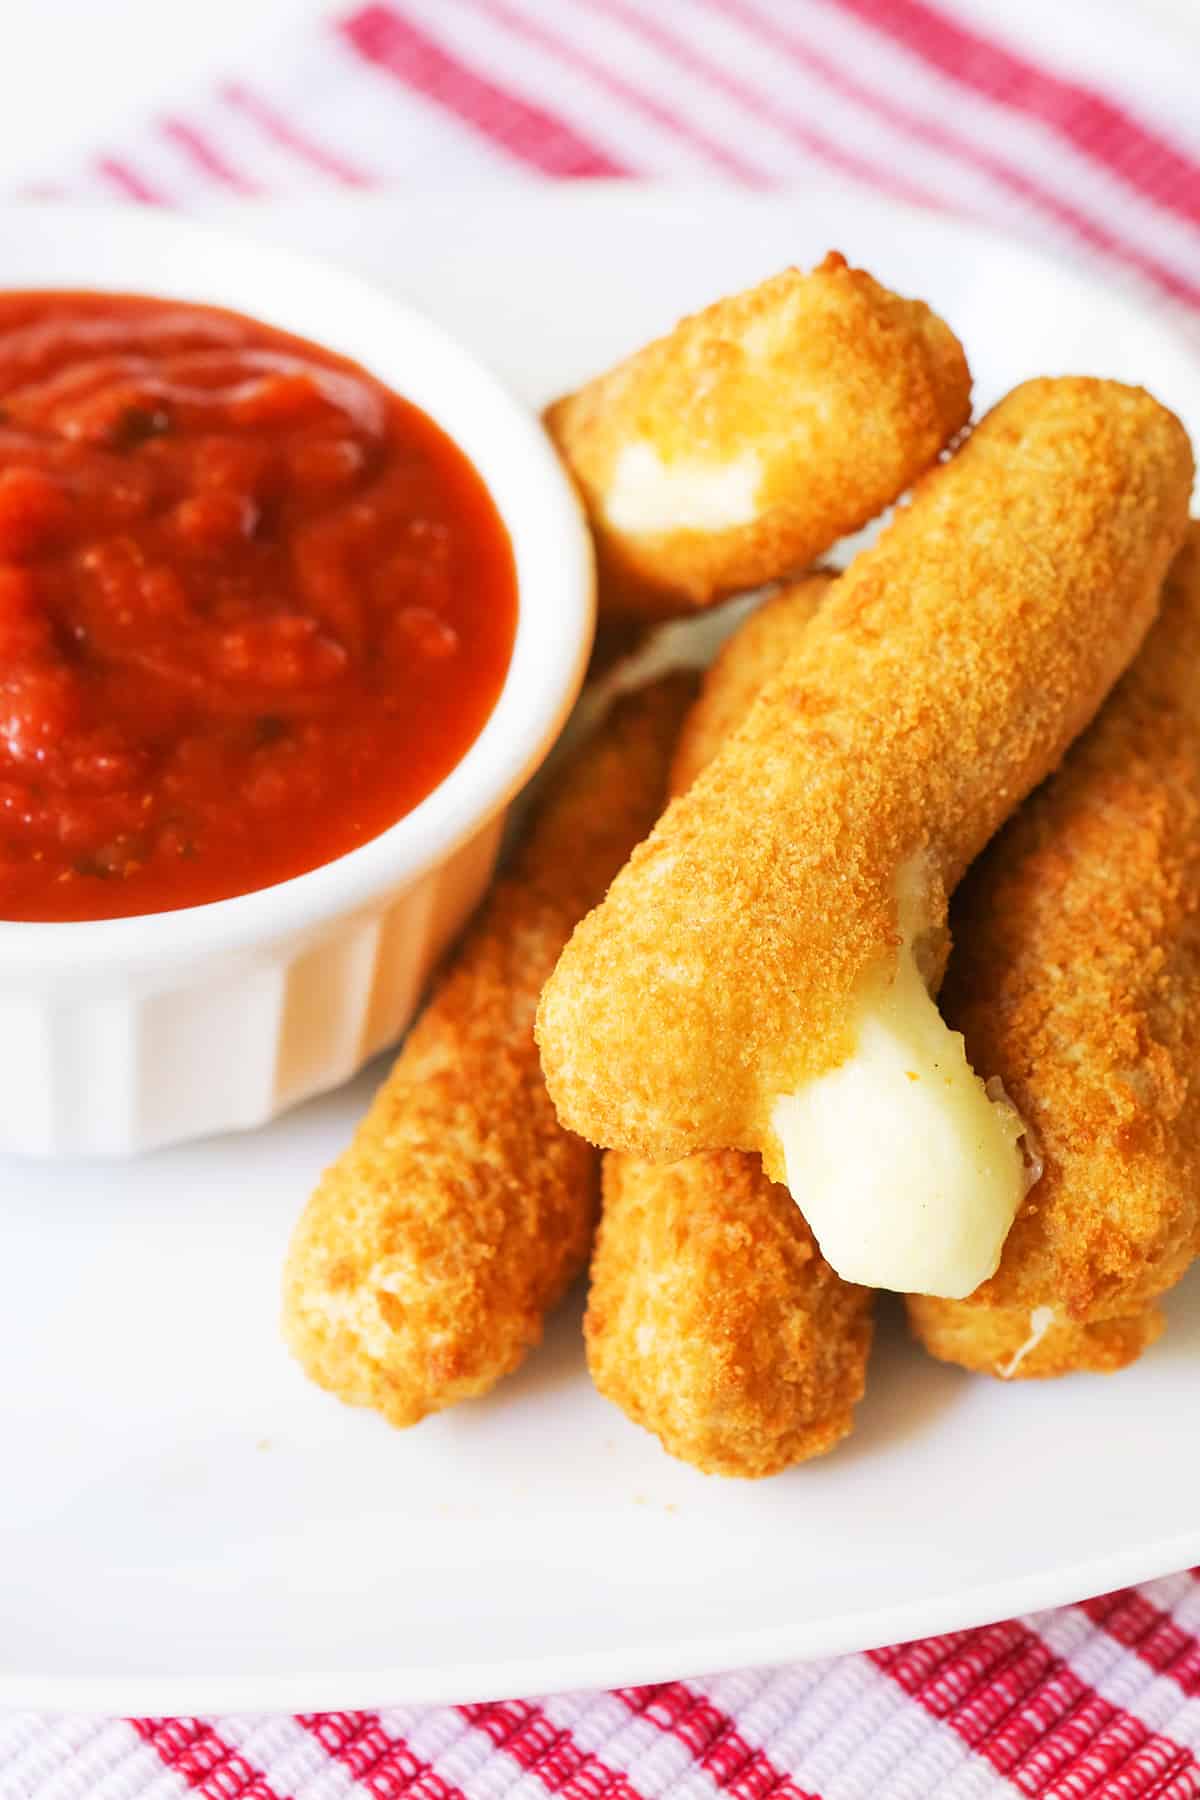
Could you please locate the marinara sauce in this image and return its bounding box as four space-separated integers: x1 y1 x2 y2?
0 292 517 921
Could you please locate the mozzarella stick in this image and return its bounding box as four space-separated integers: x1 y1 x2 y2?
283 674 696 1428
538 378 1193 1301
906 1300 1162 1381
588 579 870 1478
908 525 1200 1378
545 254 971 619
587 1151 873 1477
668 572 834 794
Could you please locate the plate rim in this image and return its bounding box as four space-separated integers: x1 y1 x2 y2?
3 1526 1198 1715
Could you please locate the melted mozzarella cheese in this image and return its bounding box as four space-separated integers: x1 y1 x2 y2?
604 442 762 535
771 862 1026 1298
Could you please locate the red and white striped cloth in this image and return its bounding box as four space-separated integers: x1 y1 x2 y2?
9 2 1200 1796
8 1575 1200 1798
23 0 1200 316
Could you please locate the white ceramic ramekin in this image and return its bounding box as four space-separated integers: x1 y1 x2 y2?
0 207 594 1156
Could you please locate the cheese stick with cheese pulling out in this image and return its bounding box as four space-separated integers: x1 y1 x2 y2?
283 674 695 1428
588 572 873 1479
545 253 971 619
537 378 1194 1301
909 524 1200 1377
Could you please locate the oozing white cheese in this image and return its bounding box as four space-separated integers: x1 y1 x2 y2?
604 442 762 535
771 863 1026 1299
998 1306 1056 1379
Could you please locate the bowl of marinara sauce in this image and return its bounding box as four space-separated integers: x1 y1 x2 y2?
0 208 593 1155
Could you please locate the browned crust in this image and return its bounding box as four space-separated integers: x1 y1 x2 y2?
907 525 1200 1376
545 253 972 619
907 1294 1163 1379
587 1150 873 1476
668 573 834 795
283 674 696 1428
587 582 872 1477
537 379 1194 1176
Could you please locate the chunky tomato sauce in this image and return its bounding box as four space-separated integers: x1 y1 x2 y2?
0 292 517 921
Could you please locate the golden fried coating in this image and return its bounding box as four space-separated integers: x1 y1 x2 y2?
284 674 696 1428
907 1294 1163 1379
587 1151 873 1477
908 526 1200 1378
537 380 1193 1190
545 253 971 619
588 582 871 1476
668 572 834 795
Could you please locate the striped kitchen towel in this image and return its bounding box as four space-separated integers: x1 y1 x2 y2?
7 1574 1200 1797
27 0 1200 314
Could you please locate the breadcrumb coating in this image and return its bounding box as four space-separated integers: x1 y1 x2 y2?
907 1295 1164 1380
283 674 696 1428
545 254 971 619
668 573 834 795
537 379 1193 1183
587 1150 873 1476
588 581 872 1477
908 525 1200 1378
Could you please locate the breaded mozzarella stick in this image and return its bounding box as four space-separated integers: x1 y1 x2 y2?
284 674 695 1428
909 526 1200 1377
538 379 1193 1300
546 254 971 619
587 1150 873 1476
668 572 834 795
588 581 870 1477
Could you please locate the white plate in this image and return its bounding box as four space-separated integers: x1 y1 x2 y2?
4 182 1200 1716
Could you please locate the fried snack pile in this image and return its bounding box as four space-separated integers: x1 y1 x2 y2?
283 675 695 1428
538 378 1194 1300
587 576 872 1478
283 252 1200 1467
545 253 971 619
908 525 1200 1378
